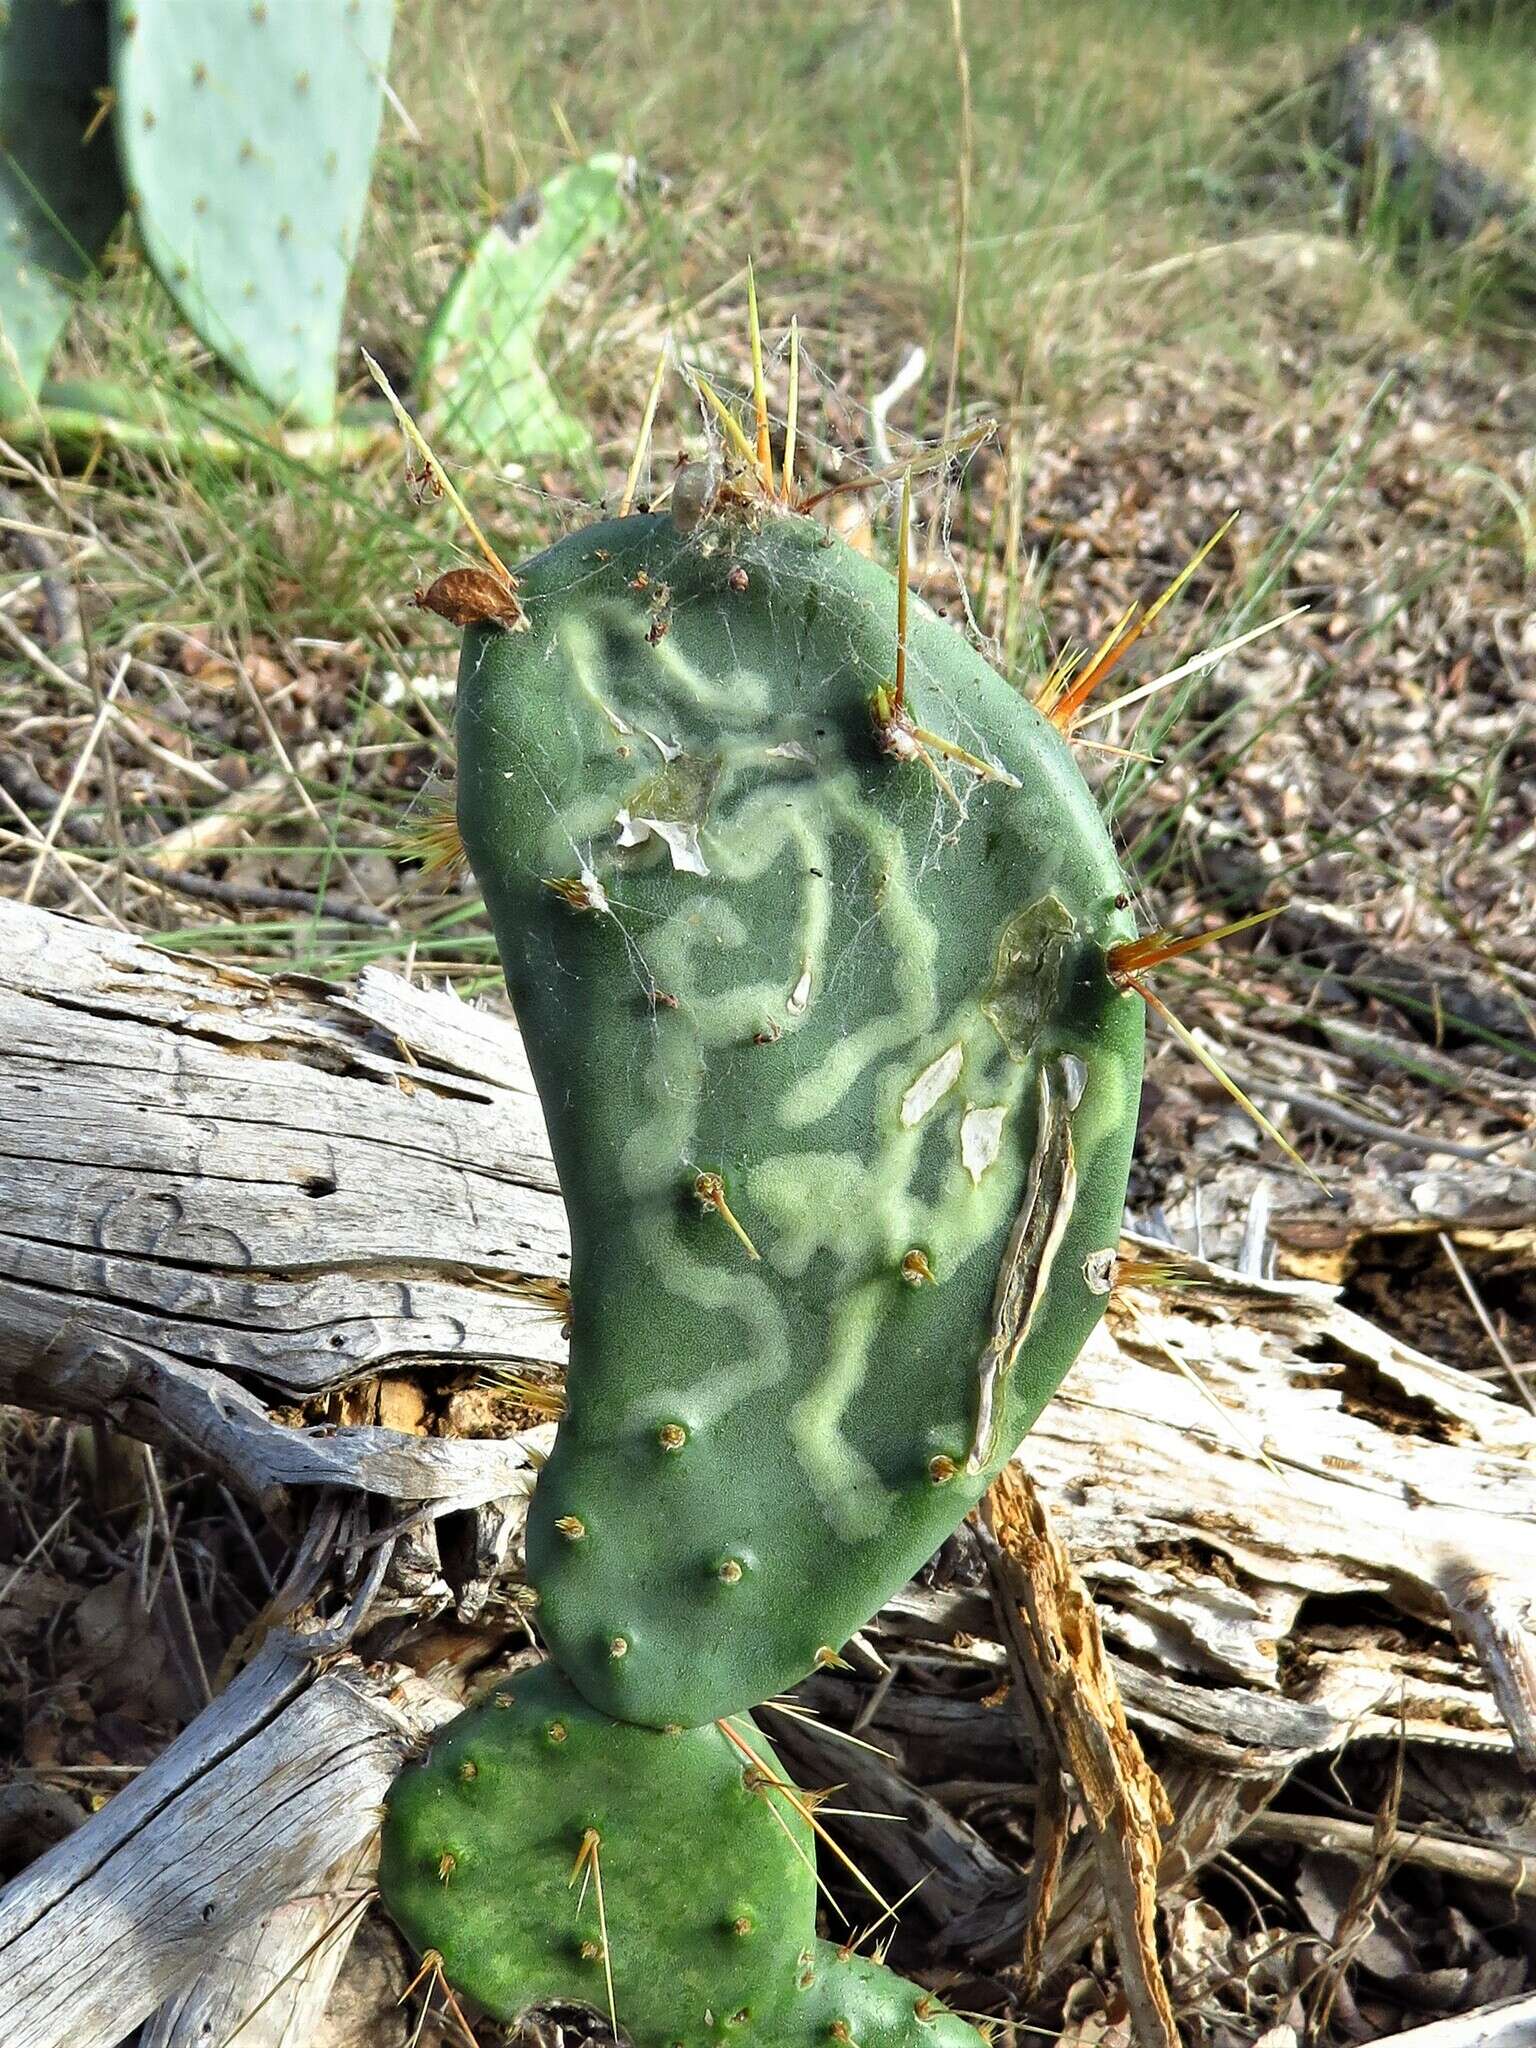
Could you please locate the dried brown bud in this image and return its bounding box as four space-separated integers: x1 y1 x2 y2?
413 566 524 630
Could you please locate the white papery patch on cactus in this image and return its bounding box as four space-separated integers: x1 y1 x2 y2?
615 810 709 876
900 1043 964 1127
960 1103 1007 1183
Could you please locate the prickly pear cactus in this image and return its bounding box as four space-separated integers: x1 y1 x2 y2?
380 1663 817 2047
380 1662 986 2047
419 154 634 464
796 1941 987 2048
0 0 124 413
454 505 1144 1730
109 0 394 423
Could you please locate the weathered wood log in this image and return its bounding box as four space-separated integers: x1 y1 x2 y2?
141 1847 372 2048
0 898 1533 2044
0 1638 455 2048
0 898 567 1401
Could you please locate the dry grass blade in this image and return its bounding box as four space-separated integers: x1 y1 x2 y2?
220 1881 374 2045
20 652 130 904
620 341 670 519
1304 1720 1406 2037
1123 1298 1284 1476
799 422 992 513
0 781 126 927
1439 1230 1536 1418
928 0 973 559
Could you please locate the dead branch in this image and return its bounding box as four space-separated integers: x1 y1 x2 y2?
979 1465 1178 2048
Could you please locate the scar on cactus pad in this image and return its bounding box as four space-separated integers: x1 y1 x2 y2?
383 290 1306 2040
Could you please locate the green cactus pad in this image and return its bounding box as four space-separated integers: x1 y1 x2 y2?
455 507 1143 1730
795 1942 986 2048
0 0 124 414
109 0 393 424
378 1663 817 2046
419 154 632 464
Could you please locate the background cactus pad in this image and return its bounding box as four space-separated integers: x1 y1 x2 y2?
0 0 123 412
110 0 394 424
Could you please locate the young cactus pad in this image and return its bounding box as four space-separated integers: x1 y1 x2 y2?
110 0 394 424
794 1941 987 2048
453 494 1144 1730
418 154 634 464
378 1662 818 2046
0 0 124 414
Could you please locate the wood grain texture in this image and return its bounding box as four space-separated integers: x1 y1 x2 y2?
0 899 564 1395
140 1847 372 2048
0 1640 455 2048
0 898 566 1506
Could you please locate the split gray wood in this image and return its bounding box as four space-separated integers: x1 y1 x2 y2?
0 898 566 1488
140 1846 373 2048
1362 1991 1536 2047
0 1638 455 2048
